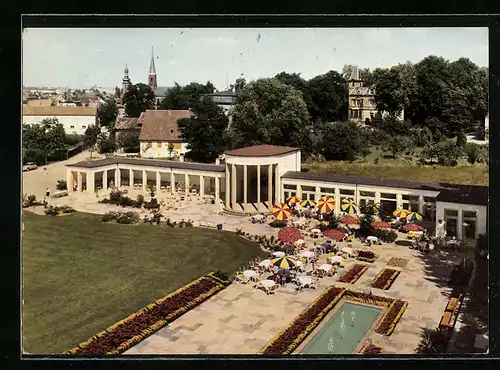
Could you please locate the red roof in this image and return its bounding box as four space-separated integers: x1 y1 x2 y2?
138 110 192 142
224 144 299 157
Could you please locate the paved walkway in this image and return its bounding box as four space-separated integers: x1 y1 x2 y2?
124 242 463 355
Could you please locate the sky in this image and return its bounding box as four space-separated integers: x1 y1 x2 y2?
22 27 488 91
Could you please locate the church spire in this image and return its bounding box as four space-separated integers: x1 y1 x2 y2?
149 46 156 75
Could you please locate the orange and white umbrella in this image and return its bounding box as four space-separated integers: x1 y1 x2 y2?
286 195 302 205
272 202 291 221
317 196 335 213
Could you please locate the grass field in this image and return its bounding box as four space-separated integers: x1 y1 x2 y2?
22 211 266 354
302 162 488 186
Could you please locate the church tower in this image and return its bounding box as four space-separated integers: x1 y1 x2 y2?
148 47 158 92
122 65 131 94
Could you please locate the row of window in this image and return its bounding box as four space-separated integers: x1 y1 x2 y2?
69 125 86 129
143 142 182 150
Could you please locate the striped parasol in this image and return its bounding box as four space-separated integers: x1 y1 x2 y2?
271 256 298 269
393 209 410 218
286 195 302 205
300 199 316 208
317 196 335 213
341 199 359 215
406 212 423 222
272 202 291 220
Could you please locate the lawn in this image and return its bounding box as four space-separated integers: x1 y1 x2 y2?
302 162 488 186
22 211 267 354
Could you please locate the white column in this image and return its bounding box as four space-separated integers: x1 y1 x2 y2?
231 164 237 209
375 191 381 207
215 176 220 201
256 165 261 206
142 170 147 192
77 172 82 192
243 165 248 213
115 168 121 188
335 187 341 215
315 186 321 202
103 170 108 191
200 175 205 198
396 193 403 210
435 202 445 237
170 172 175 194
225 164 230 208
87 171 95 193
457 209 463 240
66 169 73 192
267 164 273 210
274 164 280 203
418 195 424 214
297 184 302 199
129 169 133 187
185 173 189 195
156 171 161 192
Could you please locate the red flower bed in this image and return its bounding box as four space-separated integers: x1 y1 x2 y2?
338 264 368 284
278 226 301 243
323 228 346 241
356 250 377 263
375 300 408 335
371 221 391 229
340 215 359 225
260 287 345 354
371 269 400 290
359 343 383 354
66 275 227 355
402 223 424 232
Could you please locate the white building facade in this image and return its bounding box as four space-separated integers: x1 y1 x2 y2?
23 106 98 135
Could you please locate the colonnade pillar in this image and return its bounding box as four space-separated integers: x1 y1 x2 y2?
243 165 248 213
199 175 205 198
267 165 273 210
142 171 147 192
156 172 161 192
170 172 175 194
256 165 261 206
225 164 230 208
231 164 237 209
215 176 220 201
103 170 108 191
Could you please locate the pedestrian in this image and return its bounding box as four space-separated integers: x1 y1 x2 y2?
45 187 50 198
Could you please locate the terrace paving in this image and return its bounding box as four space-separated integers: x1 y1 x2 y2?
124 240 463 355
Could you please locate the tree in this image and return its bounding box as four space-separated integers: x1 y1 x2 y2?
456 130 467 147
234 77 246 93
464 143 487 164
117 130 140 149
229 78 313 152
122 83 156 118
436 142 462 166
383 135 414 159
178 97 229 163
83 124 101 149
160 81 215 110
114 86 121 98
320 121 368 161
307 71 348 122
373 68 408 116
22 118 67 164
98 132 116 154
415 328 448 354
97 98 118 127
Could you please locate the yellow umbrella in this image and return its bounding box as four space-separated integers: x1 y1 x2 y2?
406 212 423 222
317 196 335 213
341 199 358 215
271 257 298 269
393 209 410 218
286 195 302 205
300 199 316 208
272 202 291 221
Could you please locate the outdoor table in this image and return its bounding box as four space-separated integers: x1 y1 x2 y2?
259 259 272 267
311 228 321 234
367 236 378 243
408 231 423 239
300 251 315 258
243 270 258 280
272 251 286 258
298 276 312 286
331 255 344 264
319 264 332 272
260 279 276 293
341 247 353 254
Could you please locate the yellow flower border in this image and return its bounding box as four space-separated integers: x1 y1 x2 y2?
371 268 401 290
63 273 227 355
359 343 384 354
258 287 346 355
375 300 408 336
339 264 369 284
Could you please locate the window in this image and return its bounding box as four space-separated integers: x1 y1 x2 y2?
82 125 86 128
463 211 477 241
172 143 182 149
340 189 355 196
370 113 374 119
444 209 458 237
301 186 315 192
360 191 375 197
70 125 75 129
170 130 174 133
320 187 336 194
284 184 297 190
157 142 162 148
380 193 397 199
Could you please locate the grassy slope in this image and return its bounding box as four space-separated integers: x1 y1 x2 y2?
22 211 266 354
302 162 488 186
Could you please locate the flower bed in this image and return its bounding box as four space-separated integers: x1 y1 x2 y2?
322 228 346 241
371 268 400 290
374 300 408 335
359 343 384 354
277 226 301 243
402 223 424 232
63 272 230 355
371 221 391 229
259 287 346 354
356 250 377 263
338 264 368 284
340 215 359 225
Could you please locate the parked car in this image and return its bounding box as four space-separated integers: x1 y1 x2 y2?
22 162 38 172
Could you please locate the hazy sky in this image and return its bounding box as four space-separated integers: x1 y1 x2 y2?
22 27 488 90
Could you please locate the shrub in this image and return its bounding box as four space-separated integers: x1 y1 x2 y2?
116 211 140 225
102 211 119 222
465 143 488 164
143 198 160 210
136 194 145 206
56 180 68 191
23 194 39 208
373 228 398 243
269 220 288 228
415 328 450 354
60 205 76 214
44 206 59 216
448 258 474 286
109 189 123 203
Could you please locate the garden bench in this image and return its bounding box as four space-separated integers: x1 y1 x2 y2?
446 297 459 312
439 312 453 328
199 220 217 229
51 191 68 198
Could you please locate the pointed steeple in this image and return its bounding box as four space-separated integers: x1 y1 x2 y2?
348 66 360 81
149 46 156 75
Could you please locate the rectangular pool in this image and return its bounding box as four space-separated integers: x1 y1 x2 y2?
299 302 381 354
